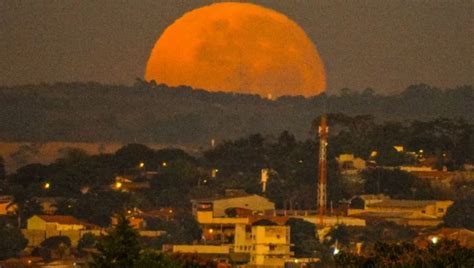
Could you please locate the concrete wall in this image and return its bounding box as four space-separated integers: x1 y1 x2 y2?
250 226 292 267
172 245 230 254
22 229 105 247
196 211 249 225
296 216 366 227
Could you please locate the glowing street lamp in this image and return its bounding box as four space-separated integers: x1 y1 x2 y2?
162 162 167 167
139 162 145 169
43 182 50 190
115 182 122 190
431 236 439 244
333 247 340 255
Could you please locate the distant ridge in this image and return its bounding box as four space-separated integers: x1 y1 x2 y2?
0 82 472 145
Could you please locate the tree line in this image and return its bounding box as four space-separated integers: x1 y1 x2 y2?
0 81 472 145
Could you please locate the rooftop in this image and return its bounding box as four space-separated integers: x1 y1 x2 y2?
367 199 438 209
192 189 254 202
36 215 86 225
356 194 389 201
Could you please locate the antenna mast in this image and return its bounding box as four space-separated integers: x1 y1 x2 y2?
318 114 328 225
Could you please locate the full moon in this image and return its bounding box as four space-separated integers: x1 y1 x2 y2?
145 2 326 97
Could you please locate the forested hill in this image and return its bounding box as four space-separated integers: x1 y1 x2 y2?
0 82 472 145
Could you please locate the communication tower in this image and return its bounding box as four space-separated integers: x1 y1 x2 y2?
318 114 328 225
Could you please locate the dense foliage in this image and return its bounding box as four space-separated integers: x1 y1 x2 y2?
37 236 72 261
334 240 474 267
443 198 474 230
0 222 28 260
0 82 471 145
286 218 322 258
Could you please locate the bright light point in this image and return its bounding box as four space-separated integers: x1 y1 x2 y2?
162 162 167 167
209 228 214 234
127 210 132 214
43 183 50 189
431 236 439 244
419 149 424 153
115 182 122 189
139 162 145 168
333 247 340 255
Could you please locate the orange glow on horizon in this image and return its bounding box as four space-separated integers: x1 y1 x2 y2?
145 2 326 97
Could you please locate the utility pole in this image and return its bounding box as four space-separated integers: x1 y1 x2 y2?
318 114 328 225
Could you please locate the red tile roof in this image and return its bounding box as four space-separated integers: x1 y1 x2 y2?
37 215 85 225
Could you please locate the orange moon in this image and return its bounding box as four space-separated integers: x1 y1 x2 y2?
145 2 326 97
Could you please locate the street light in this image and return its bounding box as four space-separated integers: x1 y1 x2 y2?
43 182 50 190
115 182 122 190
431 236 439 244
139 162 145 169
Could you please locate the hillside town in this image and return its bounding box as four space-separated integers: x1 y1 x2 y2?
0 114 473 267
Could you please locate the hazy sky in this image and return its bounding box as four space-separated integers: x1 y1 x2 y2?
1 0 472 93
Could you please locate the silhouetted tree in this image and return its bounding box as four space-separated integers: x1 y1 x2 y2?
444 198 474 230
0 222 28 260
286 218 321 257
91 214 141 267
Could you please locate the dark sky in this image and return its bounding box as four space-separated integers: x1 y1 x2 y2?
1 0 472 94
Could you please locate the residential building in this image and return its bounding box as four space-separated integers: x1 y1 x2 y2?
24 215 101 246
192 190 275 242
336 154 366 175
235 223 292 267
192 189 275 218
172 220 293 267
27 215 87 231
348 195 453 226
